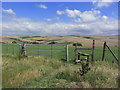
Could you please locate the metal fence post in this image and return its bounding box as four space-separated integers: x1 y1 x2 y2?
66 44 68 61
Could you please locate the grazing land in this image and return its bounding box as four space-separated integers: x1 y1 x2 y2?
1 35 119 88
1 35 118 46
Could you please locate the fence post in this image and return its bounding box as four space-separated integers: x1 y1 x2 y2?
75 43 77 60
12 43 14 55
51 44 53 58
20 44 26 56
66 44 68 61
91 40 95 62
102 42 106 61
6 42 8 54
37 44 39 56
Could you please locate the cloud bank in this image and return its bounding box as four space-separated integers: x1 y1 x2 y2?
2 16 118 36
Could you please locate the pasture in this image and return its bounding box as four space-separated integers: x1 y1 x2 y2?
1 36 119 88
2 43 118 62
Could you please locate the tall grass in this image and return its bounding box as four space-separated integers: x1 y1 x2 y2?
2 55 119 88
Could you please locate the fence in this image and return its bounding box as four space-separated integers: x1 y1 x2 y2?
1 42 118 62
2 43 21 56
25 44 68 60
102 42 118 62
2 43 69 61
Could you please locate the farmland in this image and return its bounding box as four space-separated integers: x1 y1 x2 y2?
1 35 119 88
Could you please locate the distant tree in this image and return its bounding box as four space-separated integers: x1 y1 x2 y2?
49 41 56 44
12 41 17 44
73 43 82 46
32 41 39 44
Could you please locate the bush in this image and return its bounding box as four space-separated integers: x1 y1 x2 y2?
32 41 39 44
12 41 17 44
49 41 56 44
73 43 82 46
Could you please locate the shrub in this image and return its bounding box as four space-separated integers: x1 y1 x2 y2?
73 43 82 46
32 41 39 44
49 41 56 44
12 41 17 44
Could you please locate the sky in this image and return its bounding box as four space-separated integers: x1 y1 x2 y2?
1 1 118 36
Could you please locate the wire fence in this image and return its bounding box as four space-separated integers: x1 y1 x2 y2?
2 43 68 60
102 42 118 63
25 44 67 60
2 43 20 56
1 42 118 62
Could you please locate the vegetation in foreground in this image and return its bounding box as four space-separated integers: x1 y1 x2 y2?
2 55 119 88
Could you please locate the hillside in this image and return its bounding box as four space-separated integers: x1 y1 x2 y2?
1 35 118 46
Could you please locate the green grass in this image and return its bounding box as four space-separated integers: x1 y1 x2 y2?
2 55 119 88
2 43 118 62
8 38 32 44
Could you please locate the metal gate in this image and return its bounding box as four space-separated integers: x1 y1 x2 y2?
25 44 68 60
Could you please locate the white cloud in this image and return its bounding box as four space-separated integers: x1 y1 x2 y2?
56 10 65 15
65 9 81 18
79 10 101 22
59 9 101 22
102 16 108 20
93 0 114 8
38 4 48 9
47 18 52 22
2 9 16 15
2 16 118 36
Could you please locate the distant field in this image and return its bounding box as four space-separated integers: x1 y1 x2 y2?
1 35 118 46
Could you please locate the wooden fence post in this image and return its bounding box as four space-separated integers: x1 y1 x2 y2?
102 42 106 61
75 43 77 60
38 44 40 56
12 44 14 55
6 43 8 54
91 40 95 61
20 44 26 56
66 44 68 61
51 44 53 59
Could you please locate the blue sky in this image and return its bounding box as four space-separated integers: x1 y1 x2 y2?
2 2 118 36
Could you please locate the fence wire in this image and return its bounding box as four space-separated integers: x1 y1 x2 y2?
2 43 20 56
104 45 118 63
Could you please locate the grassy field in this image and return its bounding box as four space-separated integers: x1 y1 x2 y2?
2 43 118 62
2 55 119 88
1 36 119 88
